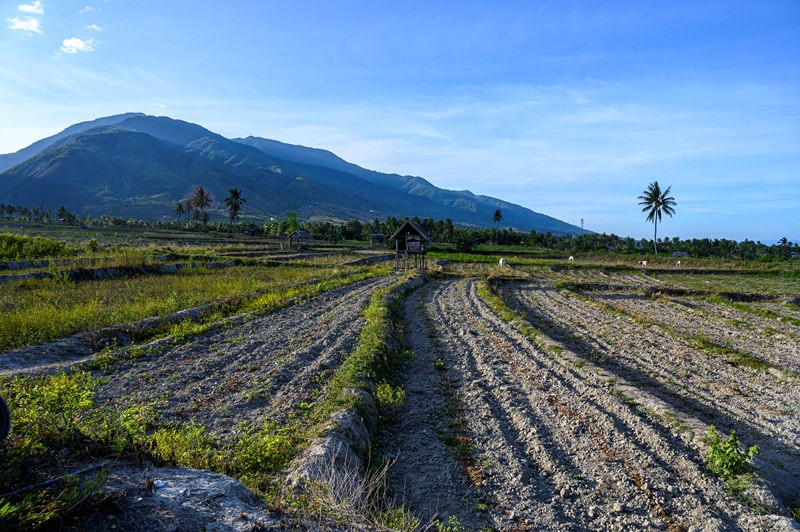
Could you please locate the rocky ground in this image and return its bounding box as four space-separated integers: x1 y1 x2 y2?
383 277 799 530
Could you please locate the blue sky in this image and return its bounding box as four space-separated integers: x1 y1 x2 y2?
1 1 798 241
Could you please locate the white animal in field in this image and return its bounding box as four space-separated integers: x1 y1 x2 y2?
499 258 506 268
568 256 574 262
639 260 648 268
675 260 681 267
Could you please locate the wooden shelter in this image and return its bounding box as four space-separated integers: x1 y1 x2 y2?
370 233 385 246
390 220 431 271
288 229 310 250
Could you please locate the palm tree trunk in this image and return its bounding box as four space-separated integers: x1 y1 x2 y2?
653 220 658 254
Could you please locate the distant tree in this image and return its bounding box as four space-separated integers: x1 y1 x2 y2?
264 218 283 237
492 209 503 245
55 205 77 224
638 181 676 254
224 188 246 225
285 211 299 233
453 228 477 253
444 218 454 243
779 237 789 259
173 201 186 221
343 219 364 240
188 186 213 227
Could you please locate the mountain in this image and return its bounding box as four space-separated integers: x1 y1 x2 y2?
0 113 144 173
0 114 584 234
234 136 575 233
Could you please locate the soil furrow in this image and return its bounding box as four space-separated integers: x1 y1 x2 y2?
389 278 751 529
515 282 794 431
95 276 393 436
502 280 800 507
462 280 746 530
597 292 800 373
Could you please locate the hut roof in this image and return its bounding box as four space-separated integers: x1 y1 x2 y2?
289 230 310 239
389 220 431 243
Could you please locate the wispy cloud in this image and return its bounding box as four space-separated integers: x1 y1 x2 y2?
17 1 43 15
78 6 94 14
7 16 41 34
60 37 95 54
86 24 102 31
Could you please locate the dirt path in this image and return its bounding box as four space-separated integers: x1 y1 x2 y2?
96 276 393 437
381 283 481 528
501 279 800 508
388 278 758 530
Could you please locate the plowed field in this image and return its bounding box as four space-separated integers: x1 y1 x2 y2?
383 276 799 530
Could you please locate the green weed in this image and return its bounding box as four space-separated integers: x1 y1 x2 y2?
437 515 467 532
704 425 759 480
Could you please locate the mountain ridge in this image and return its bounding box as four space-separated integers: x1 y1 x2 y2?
0 114 585 234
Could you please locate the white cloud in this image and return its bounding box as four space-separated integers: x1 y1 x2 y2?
60 37 95 54
17 1 44 15
7 16 41 34
78 6 94 14
86 24 102 31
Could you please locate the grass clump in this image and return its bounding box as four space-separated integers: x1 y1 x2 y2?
0 471 109 529
436 514 468 532
0 371 154 528
375 382 405 415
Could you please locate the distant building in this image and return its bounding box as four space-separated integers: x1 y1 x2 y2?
370 233 385 246
672 251 690 257
288 230 310 250
390 220 431 271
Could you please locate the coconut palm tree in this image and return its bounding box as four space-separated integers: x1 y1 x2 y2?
188 186 213 226
173 201 186 221
224 188 247 225
493 208 503 245
638 181 676 254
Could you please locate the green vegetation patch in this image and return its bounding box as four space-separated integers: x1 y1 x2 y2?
0 265 384 352
690 334 772 372
704 296 800 328
304 276 416 436
0 233 71 261
0 370 300 528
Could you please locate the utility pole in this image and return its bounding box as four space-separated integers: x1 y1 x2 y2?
580 218 584 231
